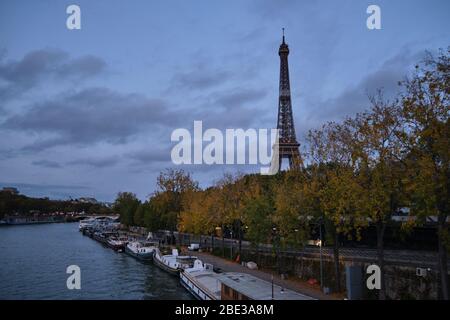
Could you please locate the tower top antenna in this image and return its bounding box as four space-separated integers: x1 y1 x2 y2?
282 28 285 43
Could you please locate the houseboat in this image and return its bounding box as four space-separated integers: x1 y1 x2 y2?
215 272 315 300
125 241 157 261
153 248 197 276
180 259 221 300
106 235 129 252
92 231 109 244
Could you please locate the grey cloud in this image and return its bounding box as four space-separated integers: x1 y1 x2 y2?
213 88 267 109
306 49 427 123
58 55 106 79
171 64 232 90
130 148 172 164
0 48 106 99
2 87 182 150
67 157 119 168
31 159 63 168
195 87 272 129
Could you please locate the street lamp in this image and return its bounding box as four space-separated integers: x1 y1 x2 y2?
318 218 324 292
272 227 281 274
230 230 233 260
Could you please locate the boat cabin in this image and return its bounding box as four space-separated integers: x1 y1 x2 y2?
216 272 315 300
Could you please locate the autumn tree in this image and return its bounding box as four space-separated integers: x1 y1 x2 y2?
148 168 199 230
307 121 367 292
213 173 247 256
400 49 449 299
240 174 275 263
273 170 310 274
350 92 406 300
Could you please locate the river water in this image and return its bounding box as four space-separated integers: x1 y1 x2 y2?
0 222 193 300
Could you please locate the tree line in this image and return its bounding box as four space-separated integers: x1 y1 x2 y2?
0 191 113 218
114 49 449 299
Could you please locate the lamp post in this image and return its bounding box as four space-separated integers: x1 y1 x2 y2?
318 218 324 292
271 274 274 300
213 226 221 253
272 226 280 274
230 230 233 260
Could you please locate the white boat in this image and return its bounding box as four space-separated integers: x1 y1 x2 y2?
125 241 157 261
78 216 119 231
106 235 129 252
78 217 96 231
153 248 197 276
180 259 221 300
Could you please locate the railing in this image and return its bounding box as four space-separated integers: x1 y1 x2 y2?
174 232 447 268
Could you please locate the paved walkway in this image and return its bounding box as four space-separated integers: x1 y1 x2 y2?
193 251 342 300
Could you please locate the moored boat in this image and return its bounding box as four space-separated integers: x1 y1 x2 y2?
78 216 120 232
180 259 221 300
79 218 96 231
153 248 197 276
106 235 128 252
92 231 109 244
125 241 157 261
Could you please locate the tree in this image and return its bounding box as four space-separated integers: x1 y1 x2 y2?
273 170 310 275
350 92 405 300
134 203 145 226
150 168 199 231
113 192 140 226
306 121 367 292
238 174 273 261
179 188 223 255
400 49 450 299
214 173 243 256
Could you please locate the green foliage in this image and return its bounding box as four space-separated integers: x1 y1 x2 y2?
113 192 140 226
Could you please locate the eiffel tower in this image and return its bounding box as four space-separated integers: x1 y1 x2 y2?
272 29 302 172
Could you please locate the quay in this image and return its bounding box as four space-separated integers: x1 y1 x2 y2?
194 251 339 300
78 218 335 300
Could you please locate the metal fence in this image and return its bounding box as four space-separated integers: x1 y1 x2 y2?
174 231 447 268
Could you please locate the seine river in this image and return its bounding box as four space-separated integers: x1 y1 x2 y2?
0 223 193 300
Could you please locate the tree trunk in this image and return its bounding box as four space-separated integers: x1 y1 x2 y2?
237 220 242 255
257 244 261 266
333 231 341 292
222 225 225 258
376 222 387 300
437 220 449 300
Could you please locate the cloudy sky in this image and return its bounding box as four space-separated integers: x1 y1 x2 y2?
0 0 449 201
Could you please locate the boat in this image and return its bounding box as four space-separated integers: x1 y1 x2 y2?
106 235 128 252
180 259 221 300
153 248 197 276
215 272 315 300
92 231 109 244
79 217 96 231
125 241 157 261
79 216 120 231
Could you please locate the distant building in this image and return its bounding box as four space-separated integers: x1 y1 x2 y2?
77 197 98 204
2 187 19 195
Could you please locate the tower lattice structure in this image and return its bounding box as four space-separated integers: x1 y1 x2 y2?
274 29 302 171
